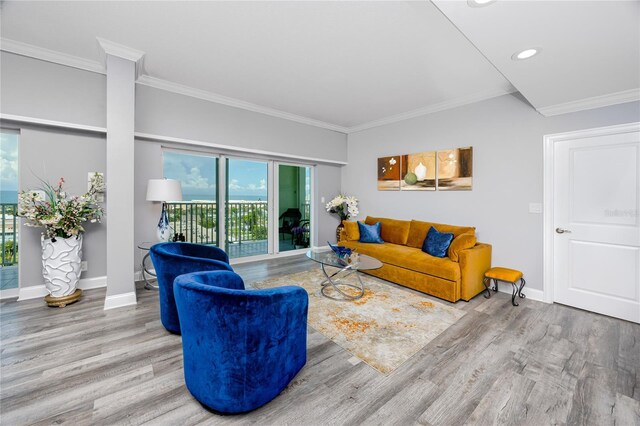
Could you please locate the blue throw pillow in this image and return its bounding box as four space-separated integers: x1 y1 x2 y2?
422 226 454 258
358 221 384 244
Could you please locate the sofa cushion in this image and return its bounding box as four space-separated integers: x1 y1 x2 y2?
340 241 460 282
358 221 384 244
342 220 360 241
407 220 475 249
364 216 411 245
448 232 477 262
422 227 454 258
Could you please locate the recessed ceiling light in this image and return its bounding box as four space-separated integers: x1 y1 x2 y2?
467 0 496 7
511 48 542 61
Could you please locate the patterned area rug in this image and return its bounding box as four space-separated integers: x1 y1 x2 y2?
253 268 466 374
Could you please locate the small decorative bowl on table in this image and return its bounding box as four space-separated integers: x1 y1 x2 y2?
328 242 358 266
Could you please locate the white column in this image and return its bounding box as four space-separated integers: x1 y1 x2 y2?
99 38 144 310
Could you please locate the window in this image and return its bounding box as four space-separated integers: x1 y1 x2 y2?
161 148 314 260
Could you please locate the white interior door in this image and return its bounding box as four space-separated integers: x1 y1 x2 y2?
553 124 640 323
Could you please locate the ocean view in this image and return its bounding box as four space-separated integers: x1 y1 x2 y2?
0 191 266 204
184 194 266 202
0 191 17 204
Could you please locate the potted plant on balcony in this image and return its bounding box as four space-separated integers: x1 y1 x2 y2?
18 175 104 307
291 222 310 249
325 195 359 242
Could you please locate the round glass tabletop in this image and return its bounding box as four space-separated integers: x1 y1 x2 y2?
306 249 382 271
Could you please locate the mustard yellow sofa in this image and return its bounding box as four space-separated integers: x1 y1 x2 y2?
339 216 492 302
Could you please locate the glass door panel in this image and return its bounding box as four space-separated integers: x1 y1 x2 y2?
162 151 218 245
0 131 19 292
225 158 269 258
278 164 312 252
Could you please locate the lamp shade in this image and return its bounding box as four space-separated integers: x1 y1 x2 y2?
146 179 183 202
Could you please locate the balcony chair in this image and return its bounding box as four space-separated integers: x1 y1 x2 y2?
278 208 302 242
174 270 308 413
150 242 233 334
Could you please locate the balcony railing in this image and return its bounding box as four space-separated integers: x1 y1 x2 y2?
166 202 219 245
1 204 18 266
226 201 268 244
166 201 310 246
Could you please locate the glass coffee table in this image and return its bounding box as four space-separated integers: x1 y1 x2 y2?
306 249 383 300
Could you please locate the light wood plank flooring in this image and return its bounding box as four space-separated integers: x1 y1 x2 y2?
1 255 639 425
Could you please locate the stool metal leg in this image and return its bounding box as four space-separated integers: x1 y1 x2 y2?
510 278 527 306
518 278 526 300
483 277 492 299
493 278 499 292
510 281 519 306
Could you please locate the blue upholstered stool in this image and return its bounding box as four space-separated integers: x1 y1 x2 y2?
174 270 309 413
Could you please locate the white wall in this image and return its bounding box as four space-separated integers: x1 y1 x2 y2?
1 52 347 293
343 93 640 292
136 84 347 163
0 52 106 127
18 127 107 288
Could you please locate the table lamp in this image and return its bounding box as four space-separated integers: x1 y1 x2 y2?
146 179 183 241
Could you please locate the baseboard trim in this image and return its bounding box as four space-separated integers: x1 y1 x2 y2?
103 292 137 310
17 285 48 301
0 288 20 300
17 276 107 301
78 276 107 290
495 285 545 303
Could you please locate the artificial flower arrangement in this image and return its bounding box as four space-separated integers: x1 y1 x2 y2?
18 175 104 240
325 194 359 220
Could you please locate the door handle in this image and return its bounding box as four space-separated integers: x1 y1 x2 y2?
555 228 572 234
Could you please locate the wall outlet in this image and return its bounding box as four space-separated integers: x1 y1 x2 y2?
321 196 325 203
81 261 88 272
529 203 543 214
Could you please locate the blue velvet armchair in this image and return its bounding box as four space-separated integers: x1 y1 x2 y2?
150 242 233 334
174 270 309 414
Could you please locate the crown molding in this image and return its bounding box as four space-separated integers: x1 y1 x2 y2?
0 113 107 133
135 132 348 166
0 37 105 74
536 88 640 117
136 75 350 133
347 86 517 133
96 37 145 63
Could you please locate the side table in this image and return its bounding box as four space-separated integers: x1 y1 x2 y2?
138 242 157 290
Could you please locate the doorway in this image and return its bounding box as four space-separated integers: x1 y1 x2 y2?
544 122 640 323
277 164 312 253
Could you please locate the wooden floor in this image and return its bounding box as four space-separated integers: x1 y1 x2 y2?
1 255 639 425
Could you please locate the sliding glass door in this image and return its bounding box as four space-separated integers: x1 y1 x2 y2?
162 149 313 260
277 164 312 253
225 158 269 259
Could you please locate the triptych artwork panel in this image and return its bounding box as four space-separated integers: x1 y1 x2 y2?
377 147 472 191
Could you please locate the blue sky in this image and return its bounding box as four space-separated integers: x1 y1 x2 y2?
163 152 267 200
1 132 19 193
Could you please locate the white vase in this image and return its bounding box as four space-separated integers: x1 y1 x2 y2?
414 162 427 181
41 235 83 297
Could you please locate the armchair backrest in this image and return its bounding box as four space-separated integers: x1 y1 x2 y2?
150 242 233 334
174 271 308 413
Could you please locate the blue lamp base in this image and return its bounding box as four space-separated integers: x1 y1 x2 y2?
156 202 173 242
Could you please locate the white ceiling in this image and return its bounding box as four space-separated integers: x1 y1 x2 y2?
433 0 640 115
0 1 638 132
